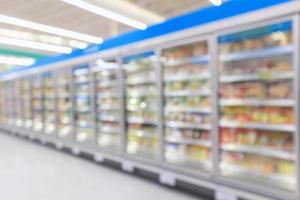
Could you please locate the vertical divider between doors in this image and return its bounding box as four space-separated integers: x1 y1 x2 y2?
210 35 220 177
155 48 164 162
117 55 127 154
292 14 300 198
89 63 97 147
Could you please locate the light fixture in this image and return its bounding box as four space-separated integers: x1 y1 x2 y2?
60 0 147 30
0 55 35 66
209 0 223 6
0 14 103 44
69 40 88 49
0 36 72 54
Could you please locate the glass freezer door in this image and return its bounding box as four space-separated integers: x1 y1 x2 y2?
0 84 4 124
42 72 56 135
22 78 33 129
4 81 13 126
56 69 73 139
218 21 296 191
73 66 94 144
31 75 44 132
13 79 22 128
93 60 121 150
124 52 159 159
162 40 212 172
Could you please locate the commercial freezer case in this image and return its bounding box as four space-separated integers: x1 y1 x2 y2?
0 2 299 200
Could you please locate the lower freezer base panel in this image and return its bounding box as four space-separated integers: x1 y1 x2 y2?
0 125 296 200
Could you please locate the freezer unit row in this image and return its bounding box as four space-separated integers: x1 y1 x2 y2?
0 19 298 199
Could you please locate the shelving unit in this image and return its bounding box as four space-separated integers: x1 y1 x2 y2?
0 2 299 200
21 78 32 130
31 75 44 132
218 21 296 191
13 80 22 128
124 52 159 159
93 59 121 150
42 72 56 135
73 66 93 144
56 69 73 139
4 82 12 126
162 40 212 172
0 84 5 125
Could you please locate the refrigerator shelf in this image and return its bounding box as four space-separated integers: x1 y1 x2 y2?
127 117 157 125
165 106 211 113
98 126 119 134
129 131 156 138
97 105 119 110
126 78 155 85
97 81 117 88
123 64 153 73
127 91 156 98
56 94 70 99
75 107 90 112
164 90 210 97
219 45 293 62
97 93 119 99
221 144 295 160
219 99 294 107
56 81 69 86
127 106 157 112
220 71 293 83
76 93 90 97
219 120 295 132
165 121 211 130
75 79 89 84
164 73 210 82
164 55 210 67
98 115 118 122
166 136 211 147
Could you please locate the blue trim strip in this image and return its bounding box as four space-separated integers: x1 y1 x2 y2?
0 0 291 77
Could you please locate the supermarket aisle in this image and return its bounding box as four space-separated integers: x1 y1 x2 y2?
0 133 199 200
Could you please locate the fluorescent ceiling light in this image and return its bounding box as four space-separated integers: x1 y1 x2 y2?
0 36 72 54
0 55 35 66
209 0 223 6
69 40 88 49
0 28 88 48
0 14 103 44
60 0 147 30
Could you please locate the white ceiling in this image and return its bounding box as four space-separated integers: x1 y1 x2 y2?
0 0 209 56
0 0 209 38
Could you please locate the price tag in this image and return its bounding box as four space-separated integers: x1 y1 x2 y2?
122 162 135 173
72 147 80 155
94 153 104 163
159 173 176 187
215 190 238 200
259 72 272 80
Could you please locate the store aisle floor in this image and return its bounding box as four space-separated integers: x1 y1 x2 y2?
0 133 200 200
